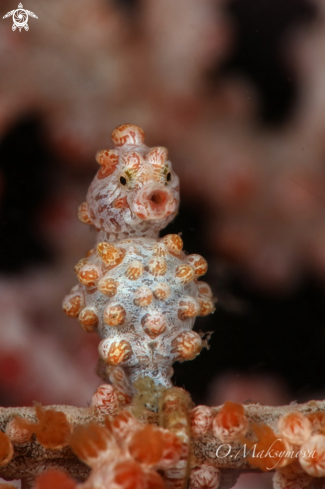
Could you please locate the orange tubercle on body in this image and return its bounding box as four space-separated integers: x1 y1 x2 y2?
96 148 119 167
153 283 170 300
175 264 195 284
74 257 88 274
78 307 99 332
98 277 119 296
96 149 119 179
186 254 208 277
147 147 168 168
134 286 153 307
126 261 144 280
77 264 101 287
77 201 92 225
141 311 167 338
161 234 183 256
105 340 133 365
197 282 213 298
104 304 126 326
198 296 215 316
111 124 145 147
178 297 200 320
171 331 202 361
97 242 125 267
122 152 143 173
62 293 83 318
148 257 167 276
153 242 168 257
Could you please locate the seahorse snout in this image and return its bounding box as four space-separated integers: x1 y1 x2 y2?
132 184 176 220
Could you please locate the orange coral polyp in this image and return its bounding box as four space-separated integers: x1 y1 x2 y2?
69 423 113 466
220 405 243 430
213 401 248 443
128 425 164 466
5 416 32 443
243 424 292 471
0 431 13 467
35 469 77 489
16 405 71 450
34 405 71 449
128 424 181 469
108 410 139 441
144 471 166 489
159 430 183 469
113 460 146 489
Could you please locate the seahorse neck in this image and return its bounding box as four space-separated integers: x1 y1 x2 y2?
96 229 159 244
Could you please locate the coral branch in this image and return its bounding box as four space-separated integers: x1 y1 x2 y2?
0 406 95 482
1 400 325 486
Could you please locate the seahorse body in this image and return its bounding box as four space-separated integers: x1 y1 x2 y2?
63 124 214 390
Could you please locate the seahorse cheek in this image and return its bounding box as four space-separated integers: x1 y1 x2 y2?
113 196 130 209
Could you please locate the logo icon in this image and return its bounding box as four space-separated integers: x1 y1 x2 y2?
3 3 38 32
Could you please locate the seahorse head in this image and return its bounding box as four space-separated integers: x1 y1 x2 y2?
83 124 180 236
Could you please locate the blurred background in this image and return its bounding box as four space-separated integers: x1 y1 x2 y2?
0 0 325 468
3 0 325 486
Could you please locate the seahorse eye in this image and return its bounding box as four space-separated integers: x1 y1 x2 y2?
120 176 127 186
166 172 172 182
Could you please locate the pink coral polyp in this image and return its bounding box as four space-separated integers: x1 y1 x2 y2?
191 406 213 437
278 411 312 446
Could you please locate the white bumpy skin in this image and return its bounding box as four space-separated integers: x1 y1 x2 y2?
63 124 215 390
